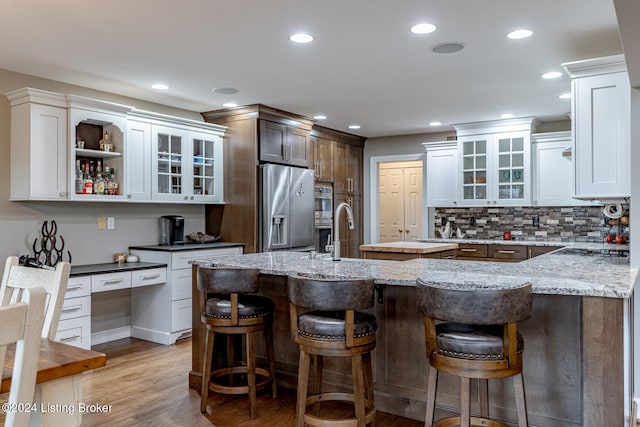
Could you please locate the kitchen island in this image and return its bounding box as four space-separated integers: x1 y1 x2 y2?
189 248 637 427
359 241 458 260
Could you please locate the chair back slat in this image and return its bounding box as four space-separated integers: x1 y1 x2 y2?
287 273 374 311
197 266 259 294
1 256 70 340
0 287 47 427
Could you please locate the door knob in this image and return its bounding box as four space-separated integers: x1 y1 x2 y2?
405 229 410 233
398 229 403 233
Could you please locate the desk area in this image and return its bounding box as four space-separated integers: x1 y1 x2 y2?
1 339 106 426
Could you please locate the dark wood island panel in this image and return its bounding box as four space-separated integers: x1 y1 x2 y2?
190 267 625 426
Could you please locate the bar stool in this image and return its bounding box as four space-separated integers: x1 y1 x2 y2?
198 266 277 419
416 278 532 427
287 273 377 427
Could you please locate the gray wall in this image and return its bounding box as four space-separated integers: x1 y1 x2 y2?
0 68 209 266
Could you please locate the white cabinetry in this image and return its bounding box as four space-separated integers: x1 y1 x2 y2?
127 110 225 203
423 141 458 207
67 95 132 201
562 54 630 200
531 132 595 206
55 276 92 350
454 118 538 207
129 246 243 345
5 88 69 201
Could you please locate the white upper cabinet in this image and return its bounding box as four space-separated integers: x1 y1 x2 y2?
562 54 630 200
531 132 594 206
454 118 538 207
6 88 69 201
128 110 226 204
67 94 131 202
423 141 458 207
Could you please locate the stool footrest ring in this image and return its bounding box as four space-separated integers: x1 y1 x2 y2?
435 416 509 427
303 392 375 427
207 366 274 395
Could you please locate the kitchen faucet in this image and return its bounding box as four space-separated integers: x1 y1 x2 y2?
332 202 354 261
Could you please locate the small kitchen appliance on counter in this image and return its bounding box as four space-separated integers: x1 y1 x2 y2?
159 215 185 246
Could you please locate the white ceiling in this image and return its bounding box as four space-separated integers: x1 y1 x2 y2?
0 0 626 138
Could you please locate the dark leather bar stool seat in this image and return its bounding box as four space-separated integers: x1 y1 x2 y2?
416 279 532 427
198 266 277 419
288 273 377 427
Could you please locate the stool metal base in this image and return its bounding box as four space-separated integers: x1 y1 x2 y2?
434 416 509 427
303 392 376 427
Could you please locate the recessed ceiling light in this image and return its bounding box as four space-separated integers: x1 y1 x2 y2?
542 71 562 79
348 125 361 130
213 87 239 95
151 83 169 90
289 33 313 43
411 23 436 35
313 115 327 120
500 113 515 119
429 121 442 127
222 102 238 108
507 29 533 40
431 42 465 54
559 92 572 99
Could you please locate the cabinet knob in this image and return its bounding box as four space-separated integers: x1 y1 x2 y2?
184 196 188 200
487 201 491 204
127 194 132 199
59 191 67 197
190 196 194 200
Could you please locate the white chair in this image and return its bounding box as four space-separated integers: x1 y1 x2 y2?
0 256 71 340
0 287 47 427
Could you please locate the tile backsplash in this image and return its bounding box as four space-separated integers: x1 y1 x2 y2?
434 206 629 242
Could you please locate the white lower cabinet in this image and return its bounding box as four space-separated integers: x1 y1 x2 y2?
55 276 92 349
129 246 243 345
56 267 166 349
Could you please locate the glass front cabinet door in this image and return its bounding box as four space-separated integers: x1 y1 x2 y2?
460 137 490 206
152 125 188 202
190 131 223 203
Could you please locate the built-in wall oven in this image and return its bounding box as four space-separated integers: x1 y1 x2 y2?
314 184 333 252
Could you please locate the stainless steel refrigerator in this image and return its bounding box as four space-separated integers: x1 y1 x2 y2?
260 164 315 252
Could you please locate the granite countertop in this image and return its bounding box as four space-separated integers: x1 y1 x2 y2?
419 238 630 252
192 248 637 299
359 241 458 254
129 242 245 252
70 262 167 276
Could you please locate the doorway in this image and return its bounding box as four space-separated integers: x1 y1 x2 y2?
378 160 423 243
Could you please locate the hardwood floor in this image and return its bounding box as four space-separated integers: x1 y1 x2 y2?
81 337 423 426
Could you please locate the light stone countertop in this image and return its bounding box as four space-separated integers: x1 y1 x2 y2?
193 246 637 299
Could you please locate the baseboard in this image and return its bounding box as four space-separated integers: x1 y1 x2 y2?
91 326 132 345
131 325 190 345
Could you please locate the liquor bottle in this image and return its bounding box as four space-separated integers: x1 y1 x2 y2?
83 163 93 194
103 166 111 195
94 170 105 195
75 160 83 194
109 168 119 195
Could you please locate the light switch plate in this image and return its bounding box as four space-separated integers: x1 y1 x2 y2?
107 217 115 230
97 217 107 231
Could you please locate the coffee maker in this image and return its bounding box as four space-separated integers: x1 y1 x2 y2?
159 215 185 246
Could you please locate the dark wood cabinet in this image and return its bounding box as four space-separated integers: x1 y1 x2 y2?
310 136 333 182
455 243 562 262
335 193 362 258
333 142 362 196
456 243 489 259
259 119 310 167
488 244 528 261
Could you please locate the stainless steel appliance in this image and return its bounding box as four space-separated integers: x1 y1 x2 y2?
260 164 315 252
159 215 185 245
314 184 333 253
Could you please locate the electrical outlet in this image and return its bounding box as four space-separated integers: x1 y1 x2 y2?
533 216 540 228
97 217 107 231
107 217 115 230
470 216 476 226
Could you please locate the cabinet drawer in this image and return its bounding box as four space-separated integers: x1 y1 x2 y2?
65 276 91 298
456 244 488 258
132 267 166 288
56 316 91 350
172 269 193 301
91 271 131 293
488 245 528 261
171 298 192 332
171 247 243 270
59 295 91 321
